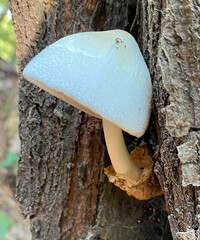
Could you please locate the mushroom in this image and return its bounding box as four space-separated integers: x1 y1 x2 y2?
23 30 162 199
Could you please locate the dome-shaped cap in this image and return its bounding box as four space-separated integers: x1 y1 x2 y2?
23 30 152 137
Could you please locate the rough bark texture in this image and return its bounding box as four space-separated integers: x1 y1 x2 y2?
9 0 199 239
140 0 200 239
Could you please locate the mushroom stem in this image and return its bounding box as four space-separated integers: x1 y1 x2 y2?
103 119 142 182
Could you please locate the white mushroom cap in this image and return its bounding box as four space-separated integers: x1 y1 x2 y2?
23 30 152 137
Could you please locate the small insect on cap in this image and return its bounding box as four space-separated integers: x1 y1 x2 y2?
23 30 152 137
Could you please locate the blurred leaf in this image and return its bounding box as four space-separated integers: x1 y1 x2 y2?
0 0 17 65
0 212 15 239
0 151 18 168
0 0 7 8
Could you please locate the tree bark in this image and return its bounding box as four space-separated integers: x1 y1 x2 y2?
10 0 199 239
139 0 200 239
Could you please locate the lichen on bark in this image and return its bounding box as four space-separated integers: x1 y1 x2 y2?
177 132 200 187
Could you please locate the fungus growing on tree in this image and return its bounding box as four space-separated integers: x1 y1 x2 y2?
23 30 162 200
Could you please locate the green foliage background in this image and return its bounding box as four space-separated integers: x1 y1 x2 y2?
0 0 17 65
0 212 15 239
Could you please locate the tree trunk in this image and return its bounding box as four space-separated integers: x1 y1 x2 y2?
140 0 200 239
149 1 200 239
10 0 199 239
